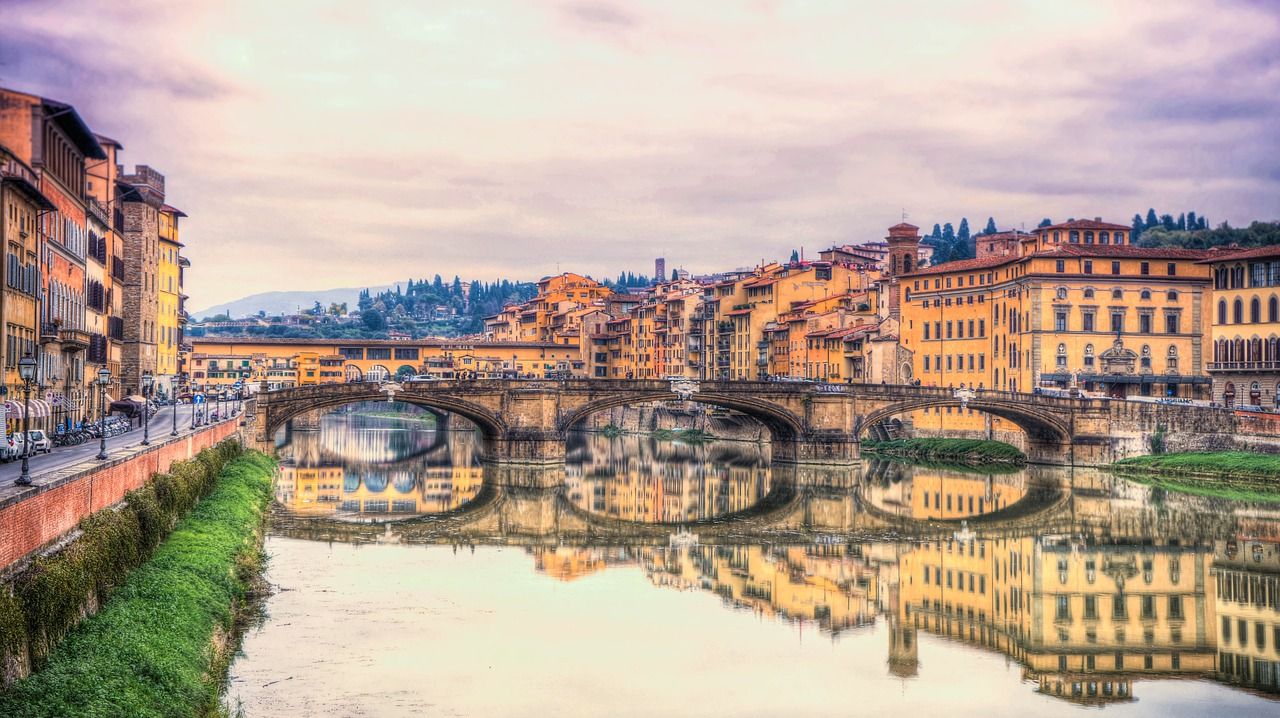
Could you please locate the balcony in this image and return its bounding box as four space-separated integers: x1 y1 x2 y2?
39 321 60 344
1208 361 1280 373
60 328 92 352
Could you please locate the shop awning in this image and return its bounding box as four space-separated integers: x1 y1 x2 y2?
4 399 51 418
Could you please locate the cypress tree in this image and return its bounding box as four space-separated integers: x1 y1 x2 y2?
1039 218 1053 228
958 218 971 243
1145 208 1159 229
983 217 998 234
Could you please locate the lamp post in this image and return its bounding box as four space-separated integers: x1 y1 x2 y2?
96 367 110 460
141 371 153 445
171 374 180 437
15 354 37 486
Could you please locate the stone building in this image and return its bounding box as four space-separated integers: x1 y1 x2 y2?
118 165 166 396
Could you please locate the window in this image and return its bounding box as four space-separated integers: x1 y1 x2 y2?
1084 595 1098 619
1083 288 1095 299
1140 289 1151 301
1056 343 1067 368
1250 297 1261 323
1056 260 1065 273
1234 299 1244 323
1084 344 1095 367
1139 314 1152 334
1083 260 1093 275
1140 261 1150 275
1167 262 1176 276
1056 287 1068 300
1112 261 1121 275
1056 595 1070 620
1165 313 1179 334
924 324 930 340
1219 300 1228 325
1169 595 1183 620
1141 345 1152 369
1111 312 1124 333
1056 312 1067 332
1113 594 1127 619
1112 289 1123 300
1083 312 1095 332
1167 290 1178 302
1167 346 1179 371
1141 595 1155 619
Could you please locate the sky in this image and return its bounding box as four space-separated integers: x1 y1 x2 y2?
1 0 1277 310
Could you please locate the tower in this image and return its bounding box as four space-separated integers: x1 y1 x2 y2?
885 222 920 319
655 257 666 283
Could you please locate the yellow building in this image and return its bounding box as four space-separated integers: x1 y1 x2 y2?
1210 538 1280 692
1203 245 1280 408
1 145 53 416
156 204 185 397
484 272 613 345
901 219 1213 399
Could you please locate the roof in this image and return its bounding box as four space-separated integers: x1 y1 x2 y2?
1197 244 1280 263
724 308 753 316
901 254 1019 277
40 98 107 160
1032 244 1211 260
161 203 188 218
1036 219 1131 233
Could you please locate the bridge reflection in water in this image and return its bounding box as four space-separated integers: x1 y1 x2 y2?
254 410 1280 710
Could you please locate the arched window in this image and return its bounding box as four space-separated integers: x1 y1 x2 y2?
1250 381 1262 404
1224 381 1236 407
1084 231 1094 244
1167 345 1178 371
1250 337 1263 362
1234 338 1246 362
1056 343 1067 368
1084 344 1095 367
1270 295 1278 322
1140 289 1151 301
1218 300 1227 325
366 365 391 383
1070 230 1080 243
1141 345 1152 370
1112 289 1123 300
1234 298 1244 324
1251 297 1261 323
1166 290 1178 302
1100 231 1110 244
904 254 913 273
1083 288 1095 299
1056 287 1068 300
1269 337 1280 362
344 364 363 382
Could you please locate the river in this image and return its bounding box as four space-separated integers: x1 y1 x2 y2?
223 409 1280 716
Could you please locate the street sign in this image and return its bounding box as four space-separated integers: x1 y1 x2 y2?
193 394 206 404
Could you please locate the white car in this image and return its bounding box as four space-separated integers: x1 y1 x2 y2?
404 375 439 383
26 430 51 454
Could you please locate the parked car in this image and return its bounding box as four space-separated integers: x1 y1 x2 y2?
0 435 16 461
9 432 25 458
404 375 439 383
25 430 51 454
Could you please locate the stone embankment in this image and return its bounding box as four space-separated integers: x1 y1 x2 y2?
580 404 768 442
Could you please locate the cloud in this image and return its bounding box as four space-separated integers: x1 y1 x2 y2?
559 1 641 31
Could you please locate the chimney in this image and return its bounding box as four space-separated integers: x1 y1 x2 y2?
1094 216 1102 222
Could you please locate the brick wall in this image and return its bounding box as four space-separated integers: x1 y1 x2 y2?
0 420 241 572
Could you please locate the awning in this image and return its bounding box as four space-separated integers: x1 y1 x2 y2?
5 399 50 418
1077 373 1211 385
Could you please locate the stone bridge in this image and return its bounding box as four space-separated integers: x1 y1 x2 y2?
250 379 1239 466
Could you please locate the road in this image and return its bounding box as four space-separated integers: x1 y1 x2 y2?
0 403 244 501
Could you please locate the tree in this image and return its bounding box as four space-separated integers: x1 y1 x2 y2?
452 276 462 295
790 249 800 262
1160 214 1176 231
1186 211 1198 232
1131 214 1144 240
1038 218 1053 228
983 217 998 234
361 309 386 331
311 300 324 316
671 269 679 281
942 222 956 243
958 218 970 243
1176 212 1186 231
1145 208 1159 229
931 223 942 239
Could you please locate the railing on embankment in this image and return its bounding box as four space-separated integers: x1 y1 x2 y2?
0 418 243 574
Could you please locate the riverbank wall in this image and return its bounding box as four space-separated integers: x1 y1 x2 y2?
580 404 768 442
0 419 241 574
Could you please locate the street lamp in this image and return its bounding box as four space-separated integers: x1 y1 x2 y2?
15 354 37 486
96 367 110 461
171 374 181 437
141 371 153 446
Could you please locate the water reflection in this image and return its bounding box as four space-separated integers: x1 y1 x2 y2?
233 410 1280 716
564 432 771 522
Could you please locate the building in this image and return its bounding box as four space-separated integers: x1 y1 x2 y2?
654 257 665 283
0 144 54 428
0 88 108 429
86 134 126 406
900 219 1213 399
156 203 186 399
1203 245 1280 408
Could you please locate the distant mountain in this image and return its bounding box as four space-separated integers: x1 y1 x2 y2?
192 285 397 320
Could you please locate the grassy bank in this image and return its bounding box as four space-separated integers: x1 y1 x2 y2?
863 438 1026 465
0 451 276 718
1111 452 1280 503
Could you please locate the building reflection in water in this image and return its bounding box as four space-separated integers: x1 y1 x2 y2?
564 432 771 522
274 407 483 518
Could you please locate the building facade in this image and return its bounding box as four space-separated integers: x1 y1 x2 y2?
1204 245 1280 408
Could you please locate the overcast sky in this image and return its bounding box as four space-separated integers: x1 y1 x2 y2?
1 0 1277 310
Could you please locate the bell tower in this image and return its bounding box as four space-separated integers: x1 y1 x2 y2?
885 222 920 319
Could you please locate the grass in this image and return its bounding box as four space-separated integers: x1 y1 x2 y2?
1112 452 1280 502
862 438 1026 464
0 451 276 718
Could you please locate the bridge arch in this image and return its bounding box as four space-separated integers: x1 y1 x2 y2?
860 396 1072 456
557 390 805 442
259 385 508 449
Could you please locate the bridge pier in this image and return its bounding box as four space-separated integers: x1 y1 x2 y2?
485 430 567 467
773 432 860 465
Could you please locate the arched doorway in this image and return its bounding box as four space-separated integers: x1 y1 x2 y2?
1224 382 1236 407
1250 381 1262 405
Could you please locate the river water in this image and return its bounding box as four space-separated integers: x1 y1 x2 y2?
224 410 1280 717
